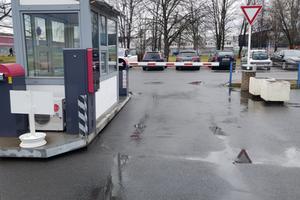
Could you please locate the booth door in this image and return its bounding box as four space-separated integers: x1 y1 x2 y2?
24 13 78 77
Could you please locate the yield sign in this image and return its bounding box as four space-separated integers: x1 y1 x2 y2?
241 5 262 25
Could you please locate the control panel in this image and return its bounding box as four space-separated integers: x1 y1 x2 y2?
92 49 100 92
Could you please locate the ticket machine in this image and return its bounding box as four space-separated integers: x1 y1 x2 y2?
0 64 28 137
63 48 100 135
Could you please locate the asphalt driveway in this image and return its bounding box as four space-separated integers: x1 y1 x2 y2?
1 67 300 200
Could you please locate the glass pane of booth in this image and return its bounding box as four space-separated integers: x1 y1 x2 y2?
107 19 117 72
101 52 107 74
23 13 79 77
91 11 99 49
100 16 107 46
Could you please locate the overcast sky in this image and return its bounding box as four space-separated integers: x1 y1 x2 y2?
0 0 265 35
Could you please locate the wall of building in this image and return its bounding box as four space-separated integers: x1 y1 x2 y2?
0 33 14 56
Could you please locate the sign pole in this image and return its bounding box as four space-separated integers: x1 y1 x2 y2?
247 25 252 70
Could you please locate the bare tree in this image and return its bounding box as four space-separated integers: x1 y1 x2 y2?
0 1 11 22
145 0 191 60
117 0 142 49
184 0 207 51
208 0 235 50
272 0 300 49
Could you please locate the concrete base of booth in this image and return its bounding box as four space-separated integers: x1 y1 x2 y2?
0 95 131 158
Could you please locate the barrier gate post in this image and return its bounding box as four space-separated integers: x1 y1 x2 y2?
229 62 233 87
298 62 300 89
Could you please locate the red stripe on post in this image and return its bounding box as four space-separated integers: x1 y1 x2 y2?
87 48 94 94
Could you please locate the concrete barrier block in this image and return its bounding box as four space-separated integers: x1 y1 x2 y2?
249 77 275 96
260 80 290 102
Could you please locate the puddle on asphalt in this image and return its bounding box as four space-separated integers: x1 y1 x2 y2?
188 81 202 85
144 81 163 85
255 147 300 168
286 102 300 108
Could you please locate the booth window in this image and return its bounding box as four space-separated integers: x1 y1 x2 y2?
107 19 117 72
23 13 79 77
100 16 107 46
99 15 108 74
91 11 99 49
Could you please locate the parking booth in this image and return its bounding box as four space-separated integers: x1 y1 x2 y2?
0 0 130 157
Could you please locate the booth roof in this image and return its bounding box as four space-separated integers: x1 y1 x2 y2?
91 0 123 16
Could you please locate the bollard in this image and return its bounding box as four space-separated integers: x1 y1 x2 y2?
229 62 233 87
298 63 300 89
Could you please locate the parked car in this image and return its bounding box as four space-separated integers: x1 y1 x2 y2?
241 50 272 70
175 50 200 70
118 48 138 68
176 50 200 62
142 51 165 71
209 51 236 70
271 50 300 70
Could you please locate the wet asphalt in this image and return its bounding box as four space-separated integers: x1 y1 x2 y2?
1 67 300 200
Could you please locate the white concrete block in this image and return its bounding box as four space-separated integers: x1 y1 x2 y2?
249 77 275 96
260 80 290 102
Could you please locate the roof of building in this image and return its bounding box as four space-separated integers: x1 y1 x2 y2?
91 0 122 16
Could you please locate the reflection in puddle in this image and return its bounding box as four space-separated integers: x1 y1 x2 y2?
111 153 130 199
210 125 226 137
144 81 163 85
130 114 148 140
188 81 202 85
286 102 300 108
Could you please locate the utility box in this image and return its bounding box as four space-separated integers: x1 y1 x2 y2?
0 64 28 137
119 61 129 96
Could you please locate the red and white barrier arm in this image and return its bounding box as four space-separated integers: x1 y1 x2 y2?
129 62 219 67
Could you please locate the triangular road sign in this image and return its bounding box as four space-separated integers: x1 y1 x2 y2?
234 149 252 164
241 5 262 25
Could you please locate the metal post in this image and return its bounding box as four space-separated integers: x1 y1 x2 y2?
247 25 252 70
298 63 300 88
229 62 233 87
